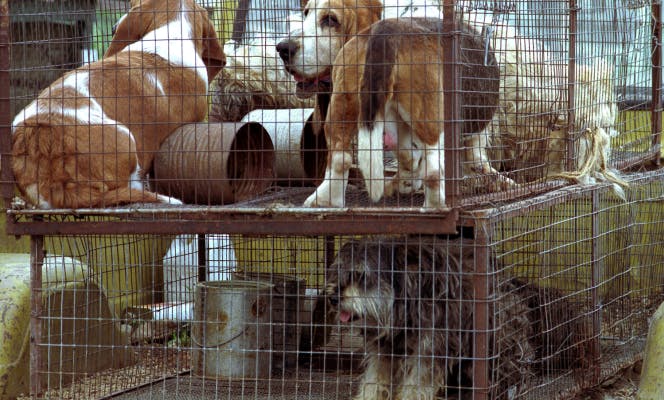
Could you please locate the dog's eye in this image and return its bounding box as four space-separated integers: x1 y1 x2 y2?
320 14 340 28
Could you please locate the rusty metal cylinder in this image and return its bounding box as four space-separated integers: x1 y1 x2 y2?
152 122 275 205
241 109 326 185
192 280 273 379
232 272 306 370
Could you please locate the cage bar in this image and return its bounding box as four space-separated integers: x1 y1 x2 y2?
0 0 661 399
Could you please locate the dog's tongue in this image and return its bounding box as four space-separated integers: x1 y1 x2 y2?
338 310 352 323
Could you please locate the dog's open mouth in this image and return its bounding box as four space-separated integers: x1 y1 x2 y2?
338 309 358 323
292 72 332 98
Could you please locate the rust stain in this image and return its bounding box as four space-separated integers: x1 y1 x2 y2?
213 311 229 334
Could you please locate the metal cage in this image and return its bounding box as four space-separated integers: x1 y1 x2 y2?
0 0 661 399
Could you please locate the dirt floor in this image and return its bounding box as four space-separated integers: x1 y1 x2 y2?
32 356 642 400
575 361 642 400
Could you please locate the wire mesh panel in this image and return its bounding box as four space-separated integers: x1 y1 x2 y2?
481 170 664 399
456 0 657 200
0 0 662 399
7 0 97 117
12 169 659 399
0 0 659 230
23 233 330 398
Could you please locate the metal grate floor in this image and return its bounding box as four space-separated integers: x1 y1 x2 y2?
110 372 356 400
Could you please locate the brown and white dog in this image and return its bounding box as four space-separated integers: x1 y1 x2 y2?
277 0 443 97
276 0 442 135
303 18 500 208
11 0 226 209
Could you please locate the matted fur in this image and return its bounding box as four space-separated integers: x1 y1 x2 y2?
326 236 591 399
466 13 626 197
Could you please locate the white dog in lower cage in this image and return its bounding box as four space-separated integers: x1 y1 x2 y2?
161 234 237 320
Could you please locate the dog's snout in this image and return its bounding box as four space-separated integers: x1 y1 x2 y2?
276 40 298 63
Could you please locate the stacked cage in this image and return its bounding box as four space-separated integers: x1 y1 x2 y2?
0 0 662 399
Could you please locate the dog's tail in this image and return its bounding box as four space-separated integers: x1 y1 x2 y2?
358 21 400 203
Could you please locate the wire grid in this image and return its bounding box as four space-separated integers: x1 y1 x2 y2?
19 169 662 399
0 0 661 398
1 0 659 217
484 170 663 399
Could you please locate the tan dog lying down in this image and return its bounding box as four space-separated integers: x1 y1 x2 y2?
11 0 225 208
303 17 501 208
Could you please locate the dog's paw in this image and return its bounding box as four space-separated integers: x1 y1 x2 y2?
490 174 519 191
304 181 346 207
303 192 322 207
304 191 340 207
158 194 183 205
423 174 447 209
397 177 423 195
383 179 398 198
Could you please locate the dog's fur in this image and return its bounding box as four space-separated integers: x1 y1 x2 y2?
277 0 443 98
465 13 626 196
11 0 225 208
326 236 590 399
303 18 500 208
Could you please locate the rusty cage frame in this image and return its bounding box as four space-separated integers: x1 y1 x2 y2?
0 0 662 398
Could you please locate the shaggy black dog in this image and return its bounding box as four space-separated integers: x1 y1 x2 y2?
326 236 589 400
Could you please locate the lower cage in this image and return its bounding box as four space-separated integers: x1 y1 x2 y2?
20 170 664 400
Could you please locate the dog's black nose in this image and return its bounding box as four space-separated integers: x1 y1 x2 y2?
328 295 338 307
276 40 297 63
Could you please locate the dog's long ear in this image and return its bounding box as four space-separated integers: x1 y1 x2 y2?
200 19 226 81
347 0 382 36
104 0 158 57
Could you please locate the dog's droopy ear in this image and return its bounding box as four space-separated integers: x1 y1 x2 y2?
104 1 155 57
201 21 226 81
